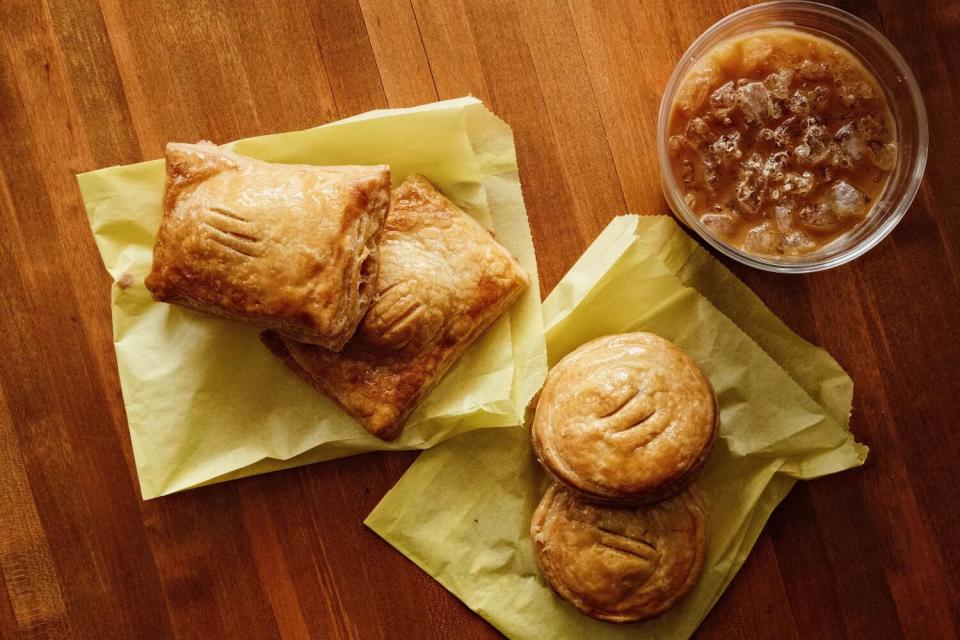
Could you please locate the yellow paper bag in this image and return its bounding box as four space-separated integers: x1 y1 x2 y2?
77 98 547 499
366 215 866 639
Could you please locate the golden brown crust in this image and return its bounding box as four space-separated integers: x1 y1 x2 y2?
261 175 529 440
531 484 708 623
531 333 718 504
145 141 390 351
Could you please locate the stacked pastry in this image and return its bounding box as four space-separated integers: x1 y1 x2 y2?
145 142 529 440
528 333 717 623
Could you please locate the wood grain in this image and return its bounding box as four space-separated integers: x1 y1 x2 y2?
1 0 958 638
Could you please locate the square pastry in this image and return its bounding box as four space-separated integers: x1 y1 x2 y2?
262 175 529 440
145 142 390 351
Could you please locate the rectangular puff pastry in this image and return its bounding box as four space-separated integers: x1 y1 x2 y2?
261 175 529 440
144 142 390 351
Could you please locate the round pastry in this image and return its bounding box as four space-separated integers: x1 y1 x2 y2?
531 333 717 504
530 483 708 623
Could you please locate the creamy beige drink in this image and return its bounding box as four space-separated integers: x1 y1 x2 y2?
668 28 897 256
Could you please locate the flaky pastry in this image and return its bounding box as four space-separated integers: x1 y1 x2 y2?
262 175 528 440
531 333 717 504
531 483 708 623
145 142 390 350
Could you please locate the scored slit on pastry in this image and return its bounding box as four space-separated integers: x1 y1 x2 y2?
600 391 660 435
206 205 248 222
597 389 637 419
199 217 264 257
595 528 659 563
261 174 529 440
611 410 660 439
145 141 390 350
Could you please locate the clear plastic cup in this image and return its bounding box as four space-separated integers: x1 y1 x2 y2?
657 1 928 273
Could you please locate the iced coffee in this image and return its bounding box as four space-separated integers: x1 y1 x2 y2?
668 29 897 256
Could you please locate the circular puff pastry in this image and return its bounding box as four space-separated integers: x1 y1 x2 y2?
531 333 717 504
530 483 708 623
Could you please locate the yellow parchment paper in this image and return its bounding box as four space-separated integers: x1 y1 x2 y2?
77 97 547 499
366 215 866 640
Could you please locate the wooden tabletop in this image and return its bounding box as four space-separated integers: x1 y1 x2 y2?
2 1 958 638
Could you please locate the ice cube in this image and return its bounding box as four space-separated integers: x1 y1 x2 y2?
835 122 867 166
743 221 778 254
668 135 688 156
798 203 841 231
857 114 884 140
680 159 697 184
831 60 856 85
772 171 814 203
825 143 848 169
785 90 811 117
829 179 870 217
685 117 713 146
674 60 721 115
782 171 815 196
773 117 801 147
710 81 738 110
738 82 778 124
838 81 875 107
701 152 721 191
794 122 833 166
764 69 793 99
837 88 856 108
763 151 789 181
735 154 765 215
711 131 742 165
762 152 790 202
700 211 738 238
869 141 897 171
773 200 795 233
797 60 830 81
700 133 740 192
780 230 817 256
813 86 829 109
714 112 734 127
741 37 775 73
